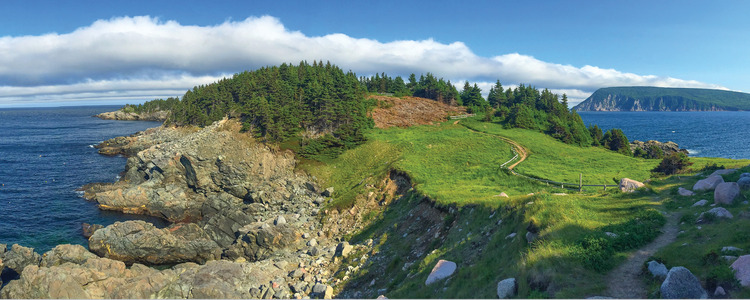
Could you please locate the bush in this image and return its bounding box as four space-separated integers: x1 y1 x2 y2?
652 152 693 175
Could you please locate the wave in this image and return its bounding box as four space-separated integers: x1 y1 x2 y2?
687 149 700 155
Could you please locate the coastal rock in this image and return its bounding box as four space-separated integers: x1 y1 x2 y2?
95 109 169 122
40 244 98 267
81 223 104 238
647 260 668 278
693 175 724 191
2 244 41 275
425 260 456 285
660 266 707 299
738 177 750 190
629 140 688 157
731 255 750 287
496 278 517 298
619 178 645 193
89 220 221 265
714 182 740 205
678 187 695 196
223 222 300 262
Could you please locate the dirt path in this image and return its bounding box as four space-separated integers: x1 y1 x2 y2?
461 125 528 170
604 212 681 298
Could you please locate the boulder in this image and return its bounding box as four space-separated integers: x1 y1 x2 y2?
714 182 740 205
224 222 300 262
496 278 517 298
692 199 708 207
275 215 287 225
2 244 41 275
425 260 456 285
40 244 98 267
711 169 737 176
81 223 104 238
619 178 645 193
336 242 353 258
497 192 509 198
678 187 695 196
722 246 743 253
731 255 750 286
660 266 707 299
742 173 750 178
738 177 750 190
693 175 724 191
714 286 726 297
89 220 221 265
698 207 734 222
647 260 668 278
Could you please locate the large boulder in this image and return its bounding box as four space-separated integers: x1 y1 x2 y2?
496 278 517 298
425 260 456 285
714 182 740 205
738 177 750 190
2 244 41 275
693 175 724 192
660 267 707 299
89 220 221 265
731 255 750 287
223 222 300 262
40 244 98 267
619 178 645 193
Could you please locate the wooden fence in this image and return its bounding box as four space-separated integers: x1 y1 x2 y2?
501 147 617 191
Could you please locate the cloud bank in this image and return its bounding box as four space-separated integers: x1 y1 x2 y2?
0 15 727 106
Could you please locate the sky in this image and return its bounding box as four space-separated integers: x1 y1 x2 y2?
1 0 748 107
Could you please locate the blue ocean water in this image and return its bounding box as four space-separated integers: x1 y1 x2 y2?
0 106 168 254
579 111 750 160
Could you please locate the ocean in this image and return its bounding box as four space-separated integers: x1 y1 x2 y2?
0 106 168 253
579 111 750 160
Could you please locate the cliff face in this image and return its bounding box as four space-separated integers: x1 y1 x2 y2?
573 87 750 111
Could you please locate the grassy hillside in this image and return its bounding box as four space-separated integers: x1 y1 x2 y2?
574 86 750 111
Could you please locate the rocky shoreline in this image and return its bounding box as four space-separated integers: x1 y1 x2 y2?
95 110 169 122
0 119 376 299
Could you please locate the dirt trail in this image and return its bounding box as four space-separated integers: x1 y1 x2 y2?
604 212 681 298
461 125 528 170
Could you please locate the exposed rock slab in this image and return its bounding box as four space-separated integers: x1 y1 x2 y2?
425 260 456 285
619 178 645 193
223 222 300 262
40 244 98 267
89 220 221 265
2 244 41 275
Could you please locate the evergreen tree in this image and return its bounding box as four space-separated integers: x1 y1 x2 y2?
602 129 632 156
487 80 506 109
588 124 603 146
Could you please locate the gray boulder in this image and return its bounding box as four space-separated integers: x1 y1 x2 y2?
711 169 737 176
89 220 221 265
694 175 724 191
336 242 354 258
619 178 645 193
738 177 750 190
678 187 695 196
731 255 750 287
660 266 707 299
692 199 708 207
698 207 734 222
496 278 517 298
647 260 668 278
425 260 456 285
2 244 41 275
715 182 740 205
40 244 98 267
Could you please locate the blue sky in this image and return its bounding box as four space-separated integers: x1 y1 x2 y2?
1 0 748 107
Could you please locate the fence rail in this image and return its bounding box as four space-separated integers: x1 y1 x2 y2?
502 147 616 191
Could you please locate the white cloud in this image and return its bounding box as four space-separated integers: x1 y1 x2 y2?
0 15 729 106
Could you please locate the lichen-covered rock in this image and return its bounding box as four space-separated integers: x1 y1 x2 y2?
694 175 724 191
40 244 98 267
619 178 645 193
660 266 707 299
89 220 221 265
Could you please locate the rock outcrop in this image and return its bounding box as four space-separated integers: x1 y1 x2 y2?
40 244 98 267
222 222 301 262
1 244 41 275
95 110 168 122
88 220 221 265
629 140 688 157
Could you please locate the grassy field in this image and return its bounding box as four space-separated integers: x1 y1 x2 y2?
300 115 750 298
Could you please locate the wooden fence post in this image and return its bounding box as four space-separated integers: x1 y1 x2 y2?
579 173 583 192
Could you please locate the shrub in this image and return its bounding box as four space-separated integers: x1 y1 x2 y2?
652 152 693 175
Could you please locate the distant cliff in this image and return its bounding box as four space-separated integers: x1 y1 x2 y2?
573 87 750 111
